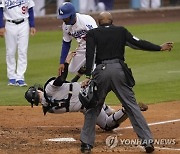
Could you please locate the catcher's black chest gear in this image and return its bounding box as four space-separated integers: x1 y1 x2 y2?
79 80 98 109
43 77 73 115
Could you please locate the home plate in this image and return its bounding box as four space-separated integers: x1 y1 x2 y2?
44 138 76 142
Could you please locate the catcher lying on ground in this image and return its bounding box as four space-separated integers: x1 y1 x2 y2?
24 62 148 131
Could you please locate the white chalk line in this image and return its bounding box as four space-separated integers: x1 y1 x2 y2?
137 145 180 152
44 137 76 142
155 146 180 151
33 119 180 129
114 118 180 131
33 125 82 128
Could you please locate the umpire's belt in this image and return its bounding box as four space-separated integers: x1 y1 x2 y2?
7 19 25 25
97 59 120 65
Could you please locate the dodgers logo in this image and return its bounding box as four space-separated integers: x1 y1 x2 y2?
5 0 28 9
86 25 93 30
69 30 87 39
60 9 63 15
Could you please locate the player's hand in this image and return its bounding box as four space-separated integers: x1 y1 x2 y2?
58 64 65 76
0 28 5 38
160 42 173 51
65 51 76 64
81 78 90 88
30 27 36 36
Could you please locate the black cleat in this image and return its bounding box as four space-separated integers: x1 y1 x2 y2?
145 144 154 153
81 142 93 153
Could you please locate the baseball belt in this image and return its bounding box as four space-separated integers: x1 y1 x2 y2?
7 19 25 25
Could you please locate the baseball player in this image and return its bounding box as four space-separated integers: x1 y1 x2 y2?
140 0 161 9
25 65 128 131
57 2 97 76
24 53 148 131
0 0 36 86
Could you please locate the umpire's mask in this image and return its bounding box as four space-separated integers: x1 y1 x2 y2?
78 80 98 109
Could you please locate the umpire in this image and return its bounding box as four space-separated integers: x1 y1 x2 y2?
80 11 173 153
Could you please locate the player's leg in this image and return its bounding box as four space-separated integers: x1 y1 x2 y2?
110 64 154 152
16 21 29 86
96 108 108 129
96 106 128 131
140 0 150 9
5 22 18 85
105 108 128 131
102 104 115 116
68 49 86 73
80 67 109 148
151 0 161 8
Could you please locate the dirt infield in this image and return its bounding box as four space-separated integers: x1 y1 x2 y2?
0 101 180 154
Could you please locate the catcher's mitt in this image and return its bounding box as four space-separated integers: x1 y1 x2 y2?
138 102 148 111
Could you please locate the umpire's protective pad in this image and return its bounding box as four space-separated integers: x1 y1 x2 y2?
79 80 98 109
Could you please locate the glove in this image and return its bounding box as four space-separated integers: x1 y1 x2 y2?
138 102 148 111
78 66 86 75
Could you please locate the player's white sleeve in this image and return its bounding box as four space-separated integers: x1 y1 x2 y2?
62 23 73 42
83 15 98 30
89 16 98 29
0 0 5 7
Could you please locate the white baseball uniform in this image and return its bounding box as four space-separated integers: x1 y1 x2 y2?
42 80 128 130
140 0 161 9
62 13 97 73
0 0 35 81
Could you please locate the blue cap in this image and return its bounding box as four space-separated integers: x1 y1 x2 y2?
58 2 76 19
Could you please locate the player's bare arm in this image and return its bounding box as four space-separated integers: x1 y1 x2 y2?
30 27 36 36
160 42 173 51
0 27 5 37
58 64 65 76
65 51 76 64
58 50 75 76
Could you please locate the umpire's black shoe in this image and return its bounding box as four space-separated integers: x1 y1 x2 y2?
144 144 154 153
81 142 93 153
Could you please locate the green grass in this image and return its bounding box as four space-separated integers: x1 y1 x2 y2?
0 22 180 106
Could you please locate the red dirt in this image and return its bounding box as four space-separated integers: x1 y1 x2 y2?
0 101 180 154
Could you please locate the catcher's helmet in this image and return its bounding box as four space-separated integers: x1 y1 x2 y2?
58 2 76 25
25 85 43 107
79 80 98 109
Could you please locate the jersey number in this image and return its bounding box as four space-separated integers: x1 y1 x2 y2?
22 6 28 14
